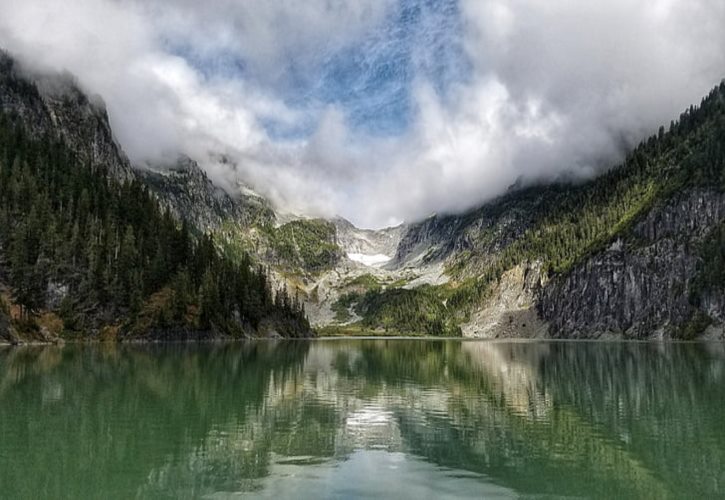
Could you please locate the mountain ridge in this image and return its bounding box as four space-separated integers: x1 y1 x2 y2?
1 48 724 340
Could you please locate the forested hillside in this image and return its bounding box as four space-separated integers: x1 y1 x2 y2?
0 110 311 342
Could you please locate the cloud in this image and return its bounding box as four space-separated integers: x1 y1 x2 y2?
0 0 723 228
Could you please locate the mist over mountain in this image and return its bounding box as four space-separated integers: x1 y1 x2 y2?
1 0 724 228
1 40 725 342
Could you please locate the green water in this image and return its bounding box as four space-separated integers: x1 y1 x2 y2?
1 340 725 499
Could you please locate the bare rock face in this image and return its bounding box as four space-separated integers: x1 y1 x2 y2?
701 292 725 325
462 261 549 339
392 214 461 267
392 187 554 272
45 281 69 311
333 217 404 256
539 189 725 338
138 156 275 232
0 51 134 183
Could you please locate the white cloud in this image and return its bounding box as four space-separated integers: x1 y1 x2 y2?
0 0 723 228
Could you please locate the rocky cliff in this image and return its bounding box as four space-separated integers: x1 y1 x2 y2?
392 187 553 271
451 188 725 339
540 189 725 339
333 217 405 265
461 262 549 339
0 51 133 183
138 156 275 232
397 185 725 340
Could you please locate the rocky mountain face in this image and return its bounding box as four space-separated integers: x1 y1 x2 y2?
0 51 271 235
460 262 548 339
333 217 405 266
0 51 135 342
459 189 725 339
138 156 275 232
0 51 133 183
392 188 551 269
540 188 725 338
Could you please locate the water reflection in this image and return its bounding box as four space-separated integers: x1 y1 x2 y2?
1 340 724 499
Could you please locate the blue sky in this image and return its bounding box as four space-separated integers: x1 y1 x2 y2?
304 0 469 137
178 0 471 140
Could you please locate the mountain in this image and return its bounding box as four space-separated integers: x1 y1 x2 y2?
332 217 406 266
357 84 725 339
1 48 723 341
0 51 312 343
0 53 133 184
138 155 275 232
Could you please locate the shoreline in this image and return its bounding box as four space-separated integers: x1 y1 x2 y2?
3 336 725 347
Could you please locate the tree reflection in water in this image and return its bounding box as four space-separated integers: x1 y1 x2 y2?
1 340 724 499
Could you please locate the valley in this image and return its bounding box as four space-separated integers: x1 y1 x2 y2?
1 50 724 341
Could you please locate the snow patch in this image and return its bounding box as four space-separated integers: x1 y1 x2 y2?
347 253 391 267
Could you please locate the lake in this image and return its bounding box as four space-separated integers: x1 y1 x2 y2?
1 339 724 499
